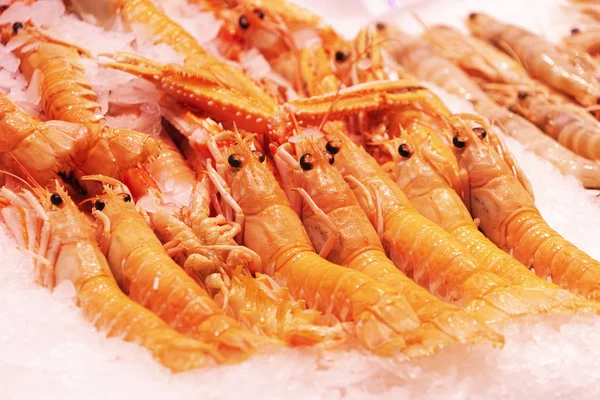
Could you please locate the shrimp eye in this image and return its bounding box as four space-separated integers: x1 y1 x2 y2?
452 135 466 148
122 193 132 202
323 151 335 165
239 15 250 30
398 143 412 158
253 8 265 19
50 193 63 207
12 22 23 35
517 91 528 99
325 139 341 155
473 127 487 139
299 153 314 171
94 200 105 211
335 51 347 62
571 27 581 35
376 22 386 30
468 12 478 20
252 150 266 163
228 153 244 168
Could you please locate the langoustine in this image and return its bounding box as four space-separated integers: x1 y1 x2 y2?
82 1 431 143
379 24 600 188
320 121 588 323
101 48 433 145
450 114 600 301
153 207 347 346
87 176 274 361
0 180 221 372
421 25 539 88
353 24 598 310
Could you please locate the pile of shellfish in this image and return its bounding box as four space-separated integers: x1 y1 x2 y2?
1 0 600 372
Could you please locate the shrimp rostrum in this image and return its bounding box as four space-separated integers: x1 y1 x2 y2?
0 180 222 372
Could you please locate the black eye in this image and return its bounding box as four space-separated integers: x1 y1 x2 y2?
228 153 244 168
253 8 264 19
299 153 314 171
517 91 528 99
122 194 132 202
473 127 487 139
376 22 386 30
335 51 347 62
239 15 250 29
452 135 466 148
94 199 105 211
323 151 334 165
468 12 478 20
50 193 63 206
12 22 23 35
398 143 411 158
325 139 341 155
571 27 580 35
252 150 266 163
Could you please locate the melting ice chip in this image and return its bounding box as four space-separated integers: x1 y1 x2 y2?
53 280 77 301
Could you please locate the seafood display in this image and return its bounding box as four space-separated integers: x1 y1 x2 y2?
2 0 600 379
